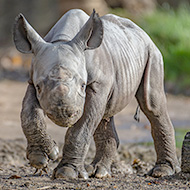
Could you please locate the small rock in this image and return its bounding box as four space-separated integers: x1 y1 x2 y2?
8 175 21 179
24 182 30 188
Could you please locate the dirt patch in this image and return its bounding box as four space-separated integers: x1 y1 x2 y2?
0 138 189 190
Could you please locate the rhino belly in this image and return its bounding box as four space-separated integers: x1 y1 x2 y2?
104 63 145 118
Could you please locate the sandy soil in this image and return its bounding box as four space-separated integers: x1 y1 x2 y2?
0 80 190 189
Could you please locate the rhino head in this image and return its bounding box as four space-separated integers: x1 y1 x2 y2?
13 10 103 127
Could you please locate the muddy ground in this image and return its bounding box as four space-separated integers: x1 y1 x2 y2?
0 80 190 190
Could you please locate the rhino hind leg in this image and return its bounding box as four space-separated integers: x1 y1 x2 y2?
135 50 180 177
86 117 119 178
21 84 59 172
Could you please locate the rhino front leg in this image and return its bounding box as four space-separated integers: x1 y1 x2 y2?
86 116 119 178
52 83 109 179
135 49 180 177
21 83 59 170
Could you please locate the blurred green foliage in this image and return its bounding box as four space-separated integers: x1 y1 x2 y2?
136 127 188 148
110 5 190 93
175 127 189 148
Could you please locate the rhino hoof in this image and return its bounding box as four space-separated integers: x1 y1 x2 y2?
28 152 48 169
28 145 59 170
48 145 59 160
95 166 111 178
86 164 111 178
54 166 77 179
53 165 88 179
148 164 174 178
85 164 95 176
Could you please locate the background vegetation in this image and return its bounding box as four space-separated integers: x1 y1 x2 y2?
1 0 190 95
111 4 190 95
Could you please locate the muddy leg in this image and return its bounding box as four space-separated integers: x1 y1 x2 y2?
86 117 119 178
135 49 180 177
21 84 59 170
52 83 110 179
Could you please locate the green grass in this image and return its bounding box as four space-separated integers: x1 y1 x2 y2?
136 127 189 148
137 141 154 147
175 127 189 148
110 5 190 93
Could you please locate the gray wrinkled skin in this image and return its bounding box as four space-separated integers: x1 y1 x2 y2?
13 9 180 179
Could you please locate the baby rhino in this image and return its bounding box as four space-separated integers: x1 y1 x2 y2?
13 9 180 179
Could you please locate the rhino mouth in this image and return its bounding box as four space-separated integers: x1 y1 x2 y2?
46 110 81 127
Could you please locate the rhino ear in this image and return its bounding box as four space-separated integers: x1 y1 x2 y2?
13 13 45 54
73 9 103 51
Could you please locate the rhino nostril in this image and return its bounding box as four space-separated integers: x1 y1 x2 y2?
47 113 53 119
65 109 75 118
68 113 72 118
67 111 73 118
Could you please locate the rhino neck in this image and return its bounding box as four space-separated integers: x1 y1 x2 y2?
44 9 89 44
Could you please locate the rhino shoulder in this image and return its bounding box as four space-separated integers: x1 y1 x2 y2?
101 14 153 45
101 14 139 30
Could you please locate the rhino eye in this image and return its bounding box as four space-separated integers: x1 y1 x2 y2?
36 84 41 94
81 83 86 90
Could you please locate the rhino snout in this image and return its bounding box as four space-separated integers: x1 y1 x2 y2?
40 82 84 127
46 108 78 119
46 107 82 127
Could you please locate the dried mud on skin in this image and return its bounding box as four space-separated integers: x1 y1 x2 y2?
0 139 190 190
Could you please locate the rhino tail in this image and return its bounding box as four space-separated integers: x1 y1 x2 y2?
134 105 140 122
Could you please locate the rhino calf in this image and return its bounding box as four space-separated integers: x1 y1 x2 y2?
13 9 180 179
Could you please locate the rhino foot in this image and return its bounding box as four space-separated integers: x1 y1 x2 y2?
147 163 175 178
85 164 111 178
52 164 88 179
27 144 59 171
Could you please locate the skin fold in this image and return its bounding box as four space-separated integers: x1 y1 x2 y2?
13 9 180 179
